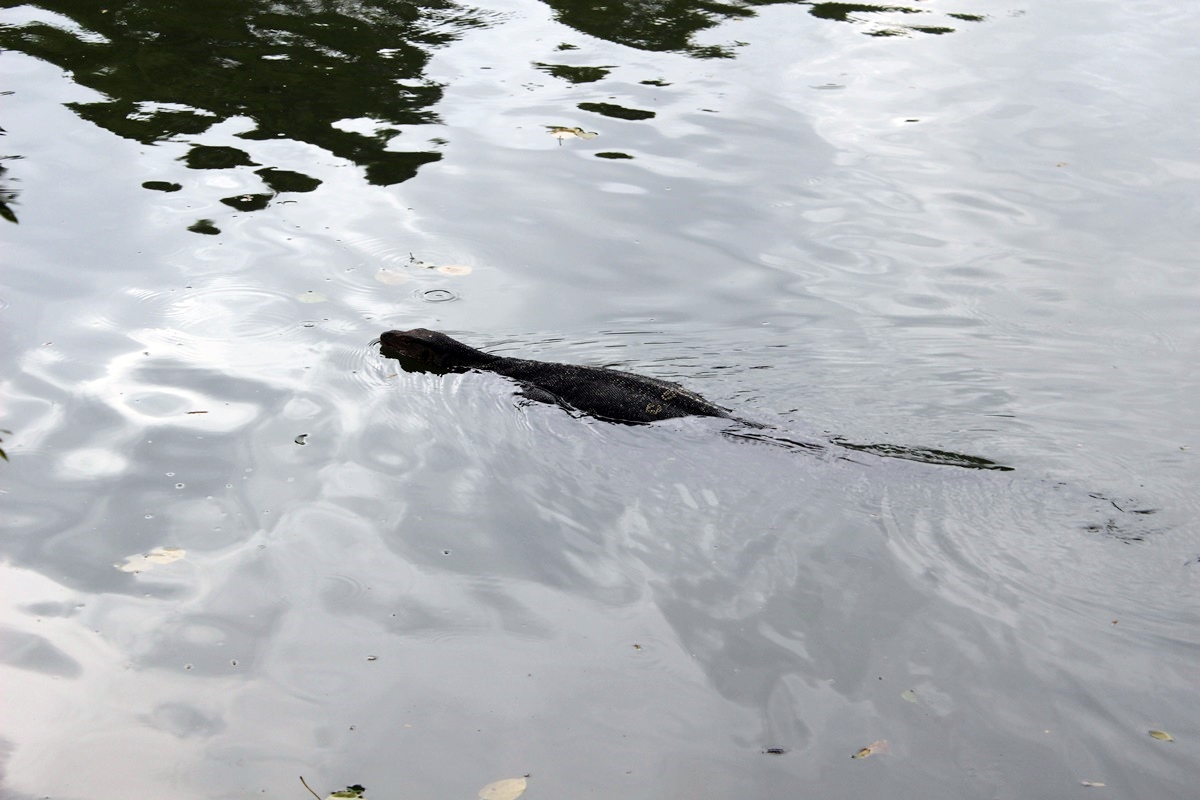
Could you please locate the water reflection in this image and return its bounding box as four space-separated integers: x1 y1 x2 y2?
0 119 18 224
0 0 993 181
0 0 484 186
542 0 988 55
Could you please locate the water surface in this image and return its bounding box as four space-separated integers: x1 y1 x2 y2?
2 1 1199 798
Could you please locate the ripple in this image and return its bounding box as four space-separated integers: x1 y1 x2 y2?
879 475 1169 636
116 388 259 430
77 351 261 431
156 283 302 342
318 573 371 612
414 288 459 303
331 338 396 394
343 232 489 274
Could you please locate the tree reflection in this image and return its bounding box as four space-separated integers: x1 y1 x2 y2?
0 0 988 208
0 113 19 223
0 155 18 224
541 0 985 56
0 0 487 186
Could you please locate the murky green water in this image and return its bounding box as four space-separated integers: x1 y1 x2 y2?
2 1 1199 798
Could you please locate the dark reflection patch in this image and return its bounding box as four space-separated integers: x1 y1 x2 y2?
182 145 258 170
543 0 979 50
142 181 183 192
0 161 19 224
595 151 634 160
577 102 656 121
220 193 273 212
187 219 220 235
361 151 444 187
808 3 924 23
72 103 216 144
255 168 322 194
534 63 613 84
0 1 469 187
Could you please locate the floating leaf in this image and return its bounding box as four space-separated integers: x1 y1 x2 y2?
295 434 308 445
297 291 327 303
1148 729 1174 741
478 777 527 800
900 689 918 703
116 547 185 572
762 747 787 755
435 264 472 276
1080 780 1106 788
547 126 598 142
328 785 366 799
374 270 410 285
851 740 889 759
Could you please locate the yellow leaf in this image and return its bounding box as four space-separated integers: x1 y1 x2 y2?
851 740 889 759
116 547 186 572
478 777 527 800
1148 729 1174 741
144 547 185 564
374 270 410 285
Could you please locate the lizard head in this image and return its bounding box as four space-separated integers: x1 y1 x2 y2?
379 328 498 371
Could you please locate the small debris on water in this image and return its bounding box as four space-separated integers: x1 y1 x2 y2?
547 125 598 144
851 740 889 759
295 434 308 445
